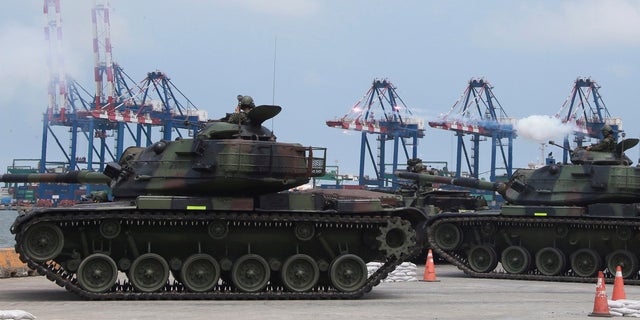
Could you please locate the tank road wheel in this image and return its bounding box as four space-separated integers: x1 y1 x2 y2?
180 254 221 293
535 247 567 276
281 254 320 292
500 246 532 274
570 249 602 277
467 245 498 273
231 254 270 293
376 217 416 259
433 223 462 251
607 250 639 279
22 222 64 262
77 253 118 293
329 254 368 293
129 253 170 293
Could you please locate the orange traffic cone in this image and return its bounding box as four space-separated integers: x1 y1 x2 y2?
421 249 439 282
612 265 627 300
589 271 611 317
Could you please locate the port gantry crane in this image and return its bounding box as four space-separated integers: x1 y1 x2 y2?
38 0 206 202
555 77 622 163
428 78 516 182
326 79 425 189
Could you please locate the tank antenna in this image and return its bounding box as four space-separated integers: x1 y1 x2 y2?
271 36 278 131
272 36 277 105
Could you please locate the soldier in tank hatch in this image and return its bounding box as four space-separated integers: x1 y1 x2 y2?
228 95 255 124
236 95 255 112
586 124 616 152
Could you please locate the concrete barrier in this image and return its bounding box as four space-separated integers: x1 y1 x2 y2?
0 248 35 278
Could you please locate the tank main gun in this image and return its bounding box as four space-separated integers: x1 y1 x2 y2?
396 171 506 193
0 171 111 185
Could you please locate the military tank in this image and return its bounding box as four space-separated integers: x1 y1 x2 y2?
6 104 427 299
397 137 640 283
394 158 489 216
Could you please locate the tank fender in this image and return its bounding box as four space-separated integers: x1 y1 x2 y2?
391 207 428 244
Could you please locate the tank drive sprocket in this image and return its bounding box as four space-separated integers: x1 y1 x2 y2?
376 217 416 259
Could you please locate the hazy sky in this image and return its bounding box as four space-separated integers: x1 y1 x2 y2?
1 0 639 179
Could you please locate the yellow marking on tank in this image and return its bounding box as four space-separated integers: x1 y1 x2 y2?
534 212 547 216
187 205 207 211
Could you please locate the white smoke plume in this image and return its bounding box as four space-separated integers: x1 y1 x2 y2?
515 115 576 143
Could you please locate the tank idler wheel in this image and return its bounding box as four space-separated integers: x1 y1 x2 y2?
535 247 567 276
467 245 498 273
500 246 532 274
329 254 368 293
607 249 639 279
281 254 320 292
231 254 270 293
77 253 118 293
180 254 221 292
433 223 462 251
570 249 602 277
376 217 416 259
22 222 64 262
129 253 170 293
99 220 121 239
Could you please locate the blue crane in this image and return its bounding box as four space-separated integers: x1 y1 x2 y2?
37 1 205 203
555 77 622 163
429 78 515 181
326 79 425 189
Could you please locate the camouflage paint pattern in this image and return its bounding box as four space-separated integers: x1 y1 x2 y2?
399 162 640 212
398 144 640 282
4 104 428 299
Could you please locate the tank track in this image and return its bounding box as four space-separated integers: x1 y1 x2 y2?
13 208 421 300
427 213 640 284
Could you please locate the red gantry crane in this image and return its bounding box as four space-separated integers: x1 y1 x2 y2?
326 79 425 189
428 78 516 181
37 0 206 203
555 77 622 163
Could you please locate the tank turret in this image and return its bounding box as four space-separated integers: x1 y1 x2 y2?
2 105 327 199
398 138 640 206
7 103 427 300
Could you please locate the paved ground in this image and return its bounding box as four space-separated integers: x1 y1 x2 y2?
0 264 626 320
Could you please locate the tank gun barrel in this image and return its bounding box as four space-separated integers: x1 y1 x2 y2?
0 171 111 185
396 171 505 193
548 140 571 153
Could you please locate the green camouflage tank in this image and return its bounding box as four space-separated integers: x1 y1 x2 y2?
5 105 427 299
397 138 640 283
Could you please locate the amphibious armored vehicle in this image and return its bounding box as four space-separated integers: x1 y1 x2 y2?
397 138 640 283
5 105 427 299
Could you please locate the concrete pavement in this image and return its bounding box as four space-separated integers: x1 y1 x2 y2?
0 264 621 320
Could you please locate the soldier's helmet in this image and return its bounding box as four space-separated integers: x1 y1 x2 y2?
238 95 255 111
601 124 613 135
